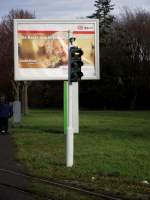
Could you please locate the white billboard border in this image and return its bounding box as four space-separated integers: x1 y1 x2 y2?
14 19 100 81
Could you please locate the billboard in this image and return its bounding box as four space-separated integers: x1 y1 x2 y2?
14 19 99 80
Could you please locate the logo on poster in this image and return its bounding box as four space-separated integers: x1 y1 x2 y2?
77 25 93 31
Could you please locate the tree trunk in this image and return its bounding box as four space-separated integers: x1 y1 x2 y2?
21 81 29 114
130 94 137 110
12 81 20 101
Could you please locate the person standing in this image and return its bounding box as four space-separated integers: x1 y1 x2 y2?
0 95 13 134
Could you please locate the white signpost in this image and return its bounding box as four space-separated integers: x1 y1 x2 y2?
14 19 100 167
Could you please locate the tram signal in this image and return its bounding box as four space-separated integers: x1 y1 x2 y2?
69 46 84 82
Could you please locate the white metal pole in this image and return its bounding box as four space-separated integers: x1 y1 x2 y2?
66 82 74 167
72 82 79 133
66 32 74 167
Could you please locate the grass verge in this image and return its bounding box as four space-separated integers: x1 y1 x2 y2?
12 110 150 199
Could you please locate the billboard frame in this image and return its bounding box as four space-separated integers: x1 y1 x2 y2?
14 19 100 81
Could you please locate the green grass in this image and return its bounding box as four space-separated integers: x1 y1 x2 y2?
12 110 150 199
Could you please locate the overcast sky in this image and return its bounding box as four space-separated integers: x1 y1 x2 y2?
0 0 150 19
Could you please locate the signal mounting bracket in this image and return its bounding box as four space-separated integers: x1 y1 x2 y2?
69 37 76 45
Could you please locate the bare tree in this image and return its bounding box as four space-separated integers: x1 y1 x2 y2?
0 9 35 113
107 9 150 109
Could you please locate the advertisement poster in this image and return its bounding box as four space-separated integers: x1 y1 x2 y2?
14 19 99 80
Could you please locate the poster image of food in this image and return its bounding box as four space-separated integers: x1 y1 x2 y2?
14 19 99 80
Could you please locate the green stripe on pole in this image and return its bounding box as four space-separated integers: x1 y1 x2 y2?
64 81 68 134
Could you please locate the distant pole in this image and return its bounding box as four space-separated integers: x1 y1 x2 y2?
66 33 74 167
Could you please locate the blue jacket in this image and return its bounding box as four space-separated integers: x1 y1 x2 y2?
0 103 13 118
